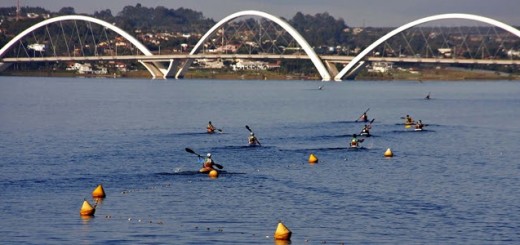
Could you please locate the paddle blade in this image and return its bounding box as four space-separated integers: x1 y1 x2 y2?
186 148 201 157
214 163 223 169
185 148 195 154
245 125 252 132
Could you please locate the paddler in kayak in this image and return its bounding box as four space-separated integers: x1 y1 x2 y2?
359 112 369 122
415 120 425 130
200 153 217 173
404 114 414 125
248 132 261 146
360 124 371 136
207 121 216 134
349 134 364 148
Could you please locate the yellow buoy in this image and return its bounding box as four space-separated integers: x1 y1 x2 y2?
92 184 106 198
384 148 393 157
308 153 318 163
274 239 290 245
80 200 96 216
274 221 292 241
208 169 219 178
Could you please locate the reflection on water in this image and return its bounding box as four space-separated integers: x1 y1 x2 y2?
0 77 519 244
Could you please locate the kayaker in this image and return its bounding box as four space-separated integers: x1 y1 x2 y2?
359 112 368 122
361 124 371 136
207 121 216 133
248 132 260 146
200 153 217 172
350 134 362 148
404 114 414 124
415 120 424 130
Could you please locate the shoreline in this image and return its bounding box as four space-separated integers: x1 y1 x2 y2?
1 68 519 81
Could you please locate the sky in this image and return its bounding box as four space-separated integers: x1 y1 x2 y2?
1 0 519 27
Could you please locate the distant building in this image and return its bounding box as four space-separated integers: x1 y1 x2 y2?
438 48 452 58
368 62 393 73
231 59 273 71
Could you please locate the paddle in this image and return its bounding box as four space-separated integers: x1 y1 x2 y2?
184 148 223 169
355 108 370 122
245 125 261 146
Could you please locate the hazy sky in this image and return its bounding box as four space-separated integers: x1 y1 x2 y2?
2 0 519 27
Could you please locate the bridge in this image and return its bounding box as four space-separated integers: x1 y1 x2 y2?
1 11 519 81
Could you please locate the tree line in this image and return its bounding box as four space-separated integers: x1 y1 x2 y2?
0 4 387 50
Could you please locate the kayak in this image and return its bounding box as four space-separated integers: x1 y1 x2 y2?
360 132 370 137
414 128 424 131
199 167 214 173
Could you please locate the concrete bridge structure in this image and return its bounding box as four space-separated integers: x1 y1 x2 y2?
1 11 519 81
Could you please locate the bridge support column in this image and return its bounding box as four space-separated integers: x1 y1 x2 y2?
335 61 368 81
0 62 12 73
164 59 181 79
140 61 167 79
175 59 195 79
324 61 339 79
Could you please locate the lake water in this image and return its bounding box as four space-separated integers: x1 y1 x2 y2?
0 76 519 244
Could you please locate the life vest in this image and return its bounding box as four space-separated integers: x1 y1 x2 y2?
203 158 213 168
248 136 256 145
350 139 358 147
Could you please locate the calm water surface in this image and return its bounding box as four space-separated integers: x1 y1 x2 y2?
0 77 519 244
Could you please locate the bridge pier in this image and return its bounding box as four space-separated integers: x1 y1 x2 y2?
140 61 167 79
163 59 181 78
175 59 195 79
336 61 368 81
324 61 339 79
0 63 12 73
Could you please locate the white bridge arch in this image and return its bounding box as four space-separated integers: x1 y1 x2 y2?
175 10 332 81
335 13 520 81
0 15 168 78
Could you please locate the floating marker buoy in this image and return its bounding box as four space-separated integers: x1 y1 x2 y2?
274 221 292 241
308 153 318 163
384 148 393 157
80 200 96 216
208 169 219 178
274 239 291 245
92 184 106 198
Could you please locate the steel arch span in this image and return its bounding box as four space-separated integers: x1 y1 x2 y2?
0 15 167 78
176 10 332 81
335 13 520 81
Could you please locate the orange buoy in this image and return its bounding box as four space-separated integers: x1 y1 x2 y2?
274 239 290 245
308 153 318 163
80 200 96 216
274 221 292 241
384 148 393 157
92 184 106 198
208 169 219 178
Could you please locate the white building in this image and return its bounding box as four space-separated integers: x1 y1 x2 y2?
369 62 393 73
231 59 268 71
